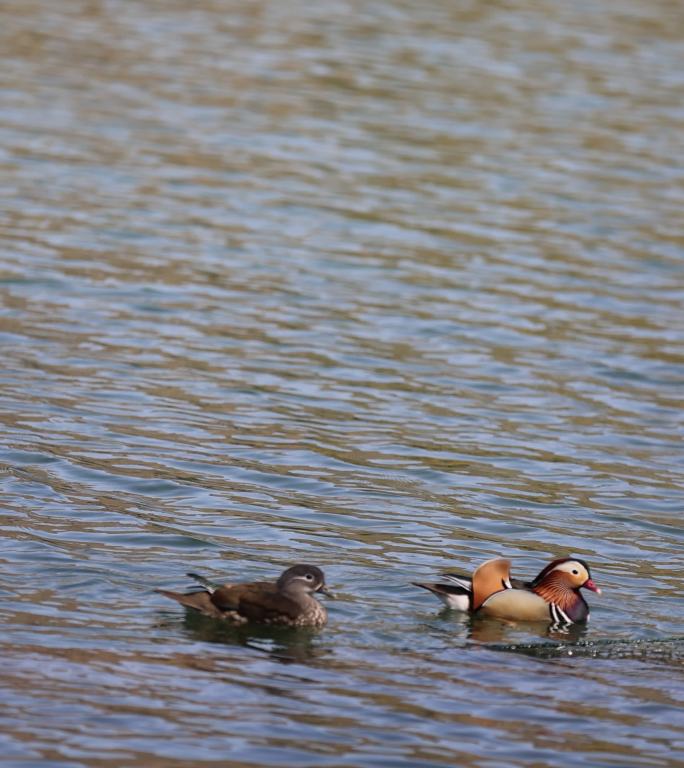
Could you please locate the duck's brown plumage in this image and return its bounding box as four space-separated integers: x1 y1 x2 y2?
157 564 330 628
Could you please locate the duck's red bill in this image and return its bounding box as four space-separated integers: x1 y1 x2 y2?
583 578 601 594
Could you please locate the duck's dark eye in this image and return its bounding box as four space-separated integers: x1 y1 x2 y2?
572 569 579 575
305 573 314 580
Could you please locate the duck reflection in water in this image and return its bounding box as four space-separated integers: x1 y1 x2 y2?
174 610 326 664
466 613 589 645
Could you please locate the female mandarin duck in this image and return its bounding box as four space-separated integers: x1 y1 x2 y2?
157 564 332 628
414 557 601 626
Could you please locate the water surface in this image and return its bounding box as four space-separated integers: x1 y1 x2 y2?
1 0 683 766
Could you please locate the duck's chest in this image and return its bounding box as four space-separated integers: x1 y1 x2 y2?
266 600 328 628
292 601 328 627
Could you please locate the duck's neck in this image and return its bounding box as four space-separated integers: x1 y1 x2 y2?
533 576 587 619
281 586 314 606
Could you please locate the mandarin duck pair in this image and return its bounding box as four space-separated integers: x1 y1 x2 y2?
157 556 600 629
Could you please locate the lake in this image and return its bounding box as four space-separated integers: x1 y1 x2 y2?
1 0 683 766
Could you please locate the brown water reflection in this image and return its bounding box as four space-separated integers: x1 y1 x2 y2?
1 0 684 765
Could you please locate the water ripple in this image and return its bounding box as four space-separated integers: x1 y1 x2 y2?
1 0 683 766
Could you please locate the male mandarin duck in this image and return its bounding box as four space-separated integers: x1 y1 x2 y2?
157 564 332 628
414 556 600 626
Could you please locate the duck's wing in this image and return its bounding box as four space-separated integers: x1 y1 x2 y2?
471 558 513 610
155 588 225 618
209 581 275 612
441 572 473 592
412 581 471 611
235 589 303 623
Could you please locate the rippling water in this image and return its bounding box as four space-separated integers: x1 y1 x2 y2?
1 0 683 765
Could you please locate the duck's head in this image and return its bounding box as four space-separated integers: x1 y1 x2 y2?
277 564 333 597
533 558 601 593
